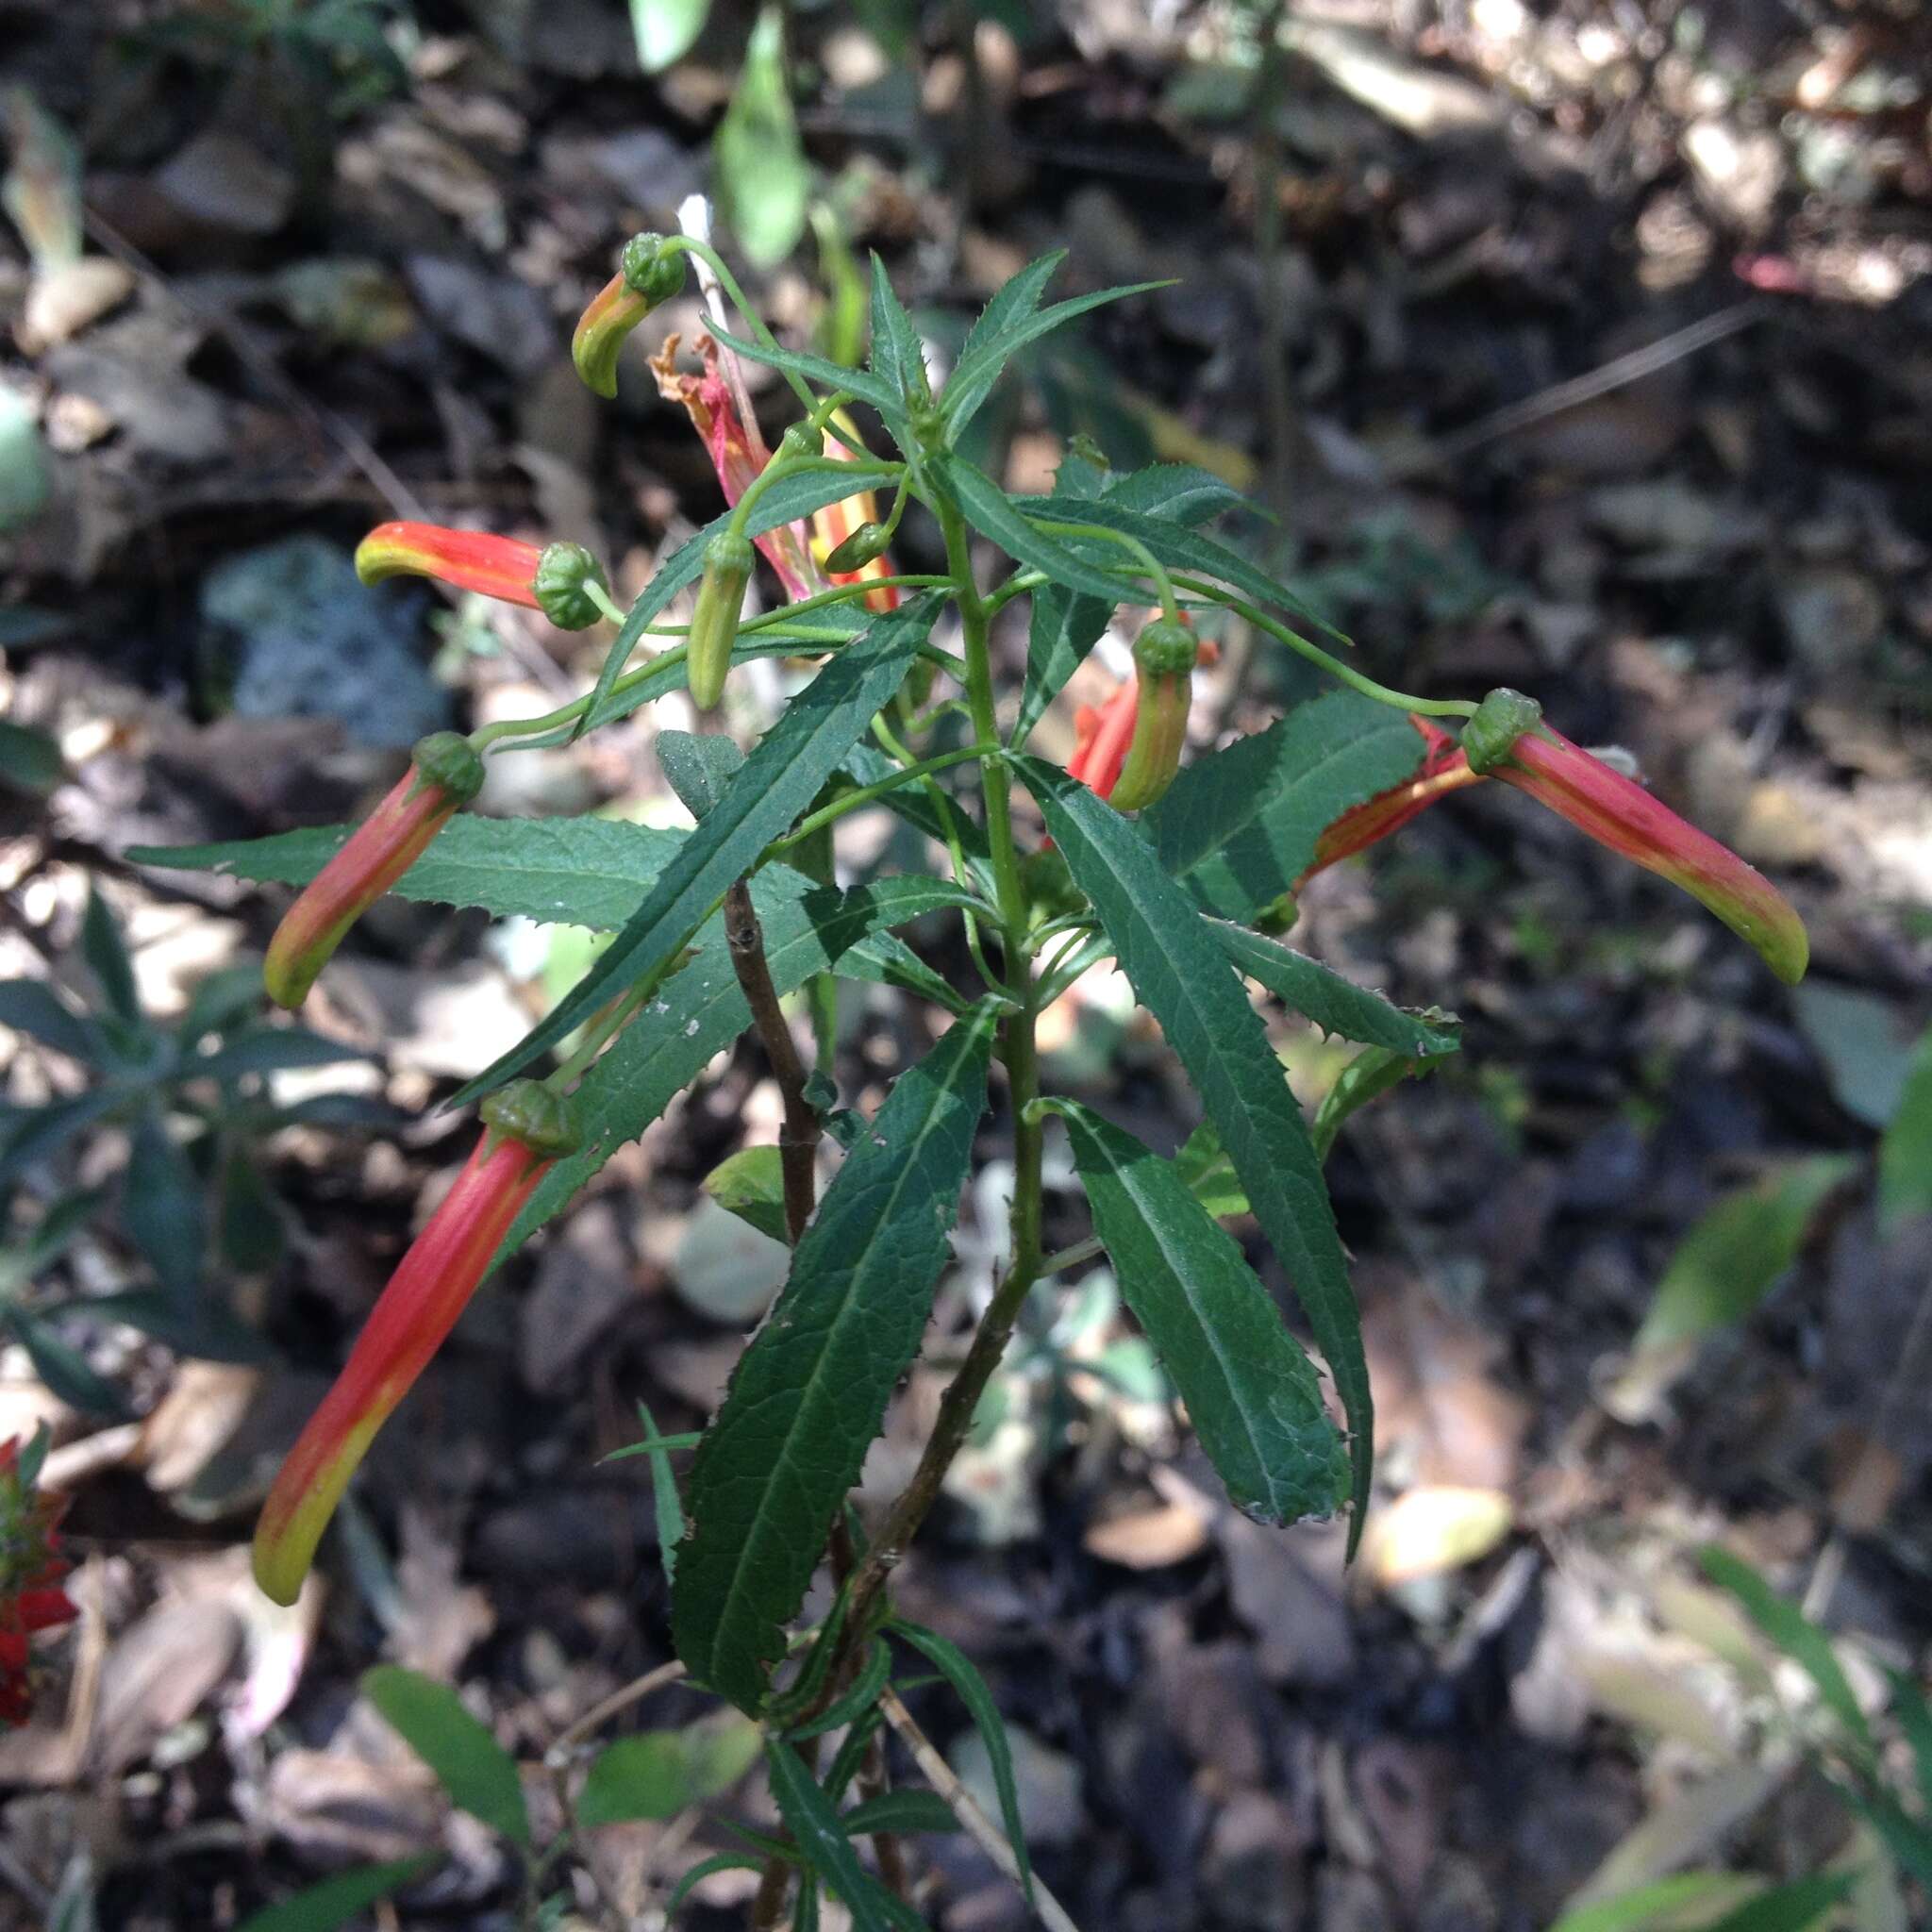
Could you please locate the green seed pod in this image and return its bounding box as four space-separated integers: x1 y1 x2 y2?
778 420 824 461
1461 688 1544 775
531 542 611 630
408 731 486 807
478 1078 583 1159
822 521 891 575
620 232 687 308
688 532 755 711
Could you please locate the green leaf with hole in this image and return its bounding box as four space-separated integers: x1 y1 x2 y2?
577 1712 761 1825
1145 692 1426 922
1633 1157 1854 1355
629 0 708 72
658 730 746 821
673 1003 998 1712
1056 1101 1347 1524
715 8 807 268
360 1665 530 1847
703 1145 791 1244
235 1857 439 1932
765 1741 926 1932
1174 1121 1247 1219
1020 755 1372 1545
455 596 941 1103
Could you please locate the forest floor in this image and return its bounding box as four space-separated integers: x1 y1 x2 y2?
0 2 1929 1928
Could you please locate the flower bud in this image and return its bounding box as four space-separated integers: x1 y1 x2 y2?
1108 617 1199 813
252 1085 581 1606
687 531 755 711
822 521 891 575
355 522 544 608
531 541 611 630
263 732 485 1009
573 232 686 399
779 420 824 461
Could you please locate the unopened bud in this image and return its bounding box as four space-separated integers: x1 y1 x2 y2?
1108 618 1199 813
574 233 686 399
687 532 755 711
779 420 824 461
822 521 891 575
532 542 611 630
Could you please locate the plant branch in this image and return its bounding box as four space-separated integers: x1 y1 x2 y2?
724 880 820 1244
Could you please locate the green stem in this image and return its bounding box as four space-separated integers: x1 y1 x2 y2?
761 744 1003 873
664 235 818 415
1030 518 1178 620
1170 575 1477 719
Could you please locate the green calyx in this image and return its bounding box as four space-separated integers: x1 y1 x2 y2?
479 1077 583 1159
620 232 686 308
822 521 890 574
1461 688 1544 775
779 421 824 461
1133 617 1198 678
532 542 611 630
408 731 486 806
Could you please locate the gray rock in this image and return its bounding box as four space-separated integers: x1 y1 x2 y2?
202 535 448 750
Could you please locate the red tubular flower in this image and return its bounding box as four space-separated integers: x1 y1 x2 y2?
253 1082 581 1606
1297 716 1485 886
1475 698 1809 985
650 332 824 600
356 523 543 608
1297 690 1809 985
264 732 485 1009
356 525 610 629
0 1433 76 1727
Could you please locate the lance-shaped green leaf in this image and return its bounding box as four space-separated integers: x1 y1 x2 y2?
1014 461 1244 746
361 1665 530 1847
765 1741 927 1932
937 456 1137 606
1146 691 1426 921
940 278 1172 436
707 319 904 419
714 7 807 269
496 873 980 1267
455 596 941 1104
1309 1045 1452 1162
1012 490 1344 640
866 251 929 410
577 463 897 734
940 248 1067 437
1877 1023 1932 1235
0 980 102 1065
1017 756 1372 1545
235 1856 440 1932
1212 924 1460 1057
658 730 745 820
1054 1102 1348 1524
673 1003 998 1711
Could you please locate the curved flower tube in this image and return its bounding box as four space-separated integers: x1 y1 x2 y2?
1109 617 1200 813
572 232 687 399
264 732 485 1009
253 1082 582 1606
355 525 609 629
1298 692 1808 985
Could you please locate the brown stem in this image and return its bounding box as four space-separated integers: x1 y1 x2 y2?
724 878 820 1243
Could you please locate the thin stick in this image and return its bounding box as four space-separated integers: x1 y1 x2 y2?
876 1686 1083 1932
543 1658 688 1767
1386 304 1762 478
